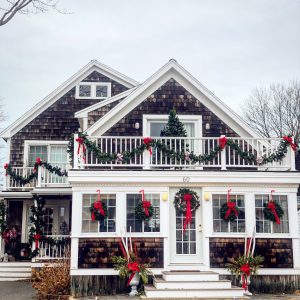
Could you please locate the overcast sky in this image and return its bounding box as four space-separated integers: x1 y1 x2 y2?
0 0 300 130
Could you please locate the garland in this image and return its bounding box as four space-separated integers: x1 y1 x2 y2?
4 157 68 186
0 202 7 234
90 189 107 221
135 190 154 221
174 188 200 231
72 133 297 166
263 190 284 224
220 189 240 222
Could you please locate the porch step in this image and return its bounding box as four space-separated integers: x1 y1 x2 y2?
162 271 219 282
154 277 232 289
0 262 31 281
144 285 245 298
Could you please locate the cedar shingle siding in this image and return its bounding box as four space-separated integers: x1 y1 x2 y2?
10 72 128 166
101 78 239 137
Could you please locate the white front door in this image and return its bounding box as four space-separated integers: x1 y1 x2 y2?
169 188 203 264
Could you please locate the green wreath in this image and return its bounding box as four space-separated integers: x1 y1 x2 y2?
263 200 284 223
220 202 240 222
135 201 154 221
174 188 200 214
90 201 107 221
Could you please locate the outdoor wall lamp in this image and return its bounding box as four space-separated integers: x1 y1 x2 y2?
162 192 168 201
134 122 140 129
204 192 210 201
205 123 210 130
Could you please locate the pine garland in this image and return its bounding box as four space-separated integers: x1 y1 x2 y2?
0 202 7 234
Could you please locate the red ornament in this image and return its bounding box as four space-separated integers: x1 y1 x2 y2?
219 136 227 150
183 194 192 232
283 136 297 151
143 137 153 155
33 233 42 249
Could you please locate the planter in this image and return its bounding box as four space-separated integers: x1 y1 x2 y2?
240 275 252 296
129 272 140 297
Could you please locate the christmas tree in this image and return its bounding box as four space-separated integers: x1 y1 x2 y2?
160 109 187 137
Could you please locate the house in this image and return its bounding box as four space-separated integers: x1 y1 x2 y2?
0 59 299 298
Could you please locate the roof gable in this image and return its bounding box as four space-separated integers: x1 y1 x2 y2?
1 60 139 139
86 59 261 138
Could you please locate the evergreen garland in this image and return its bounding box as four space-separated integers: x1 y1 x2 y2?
174 188 200 214
0 202 7 234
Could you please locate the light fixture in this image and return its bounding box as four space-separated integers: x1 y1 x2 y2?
162 192 168 201
204 192 210 201
205 123 210 130
134 122 140 129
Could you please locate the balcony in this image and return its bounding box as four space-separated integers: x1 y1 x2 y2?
5 163 70 190
73 136 296 171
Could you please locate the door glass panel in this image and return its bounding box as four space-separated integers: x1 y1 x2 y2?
184 123 195 137
43 207 54 235
175 211 196 254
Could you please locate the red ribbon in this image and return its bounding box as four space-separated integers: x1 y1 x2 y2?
3 163 8 176
283 136 297 151
219 136 227 150
240 264 251 291
36 157 42 165
225 189 238 219
143 137 153 155
33 233 42 249
267 201 280 224
91 189 105 221
126 262 141 286
183 194 192 232
76 137 86 162
139 189 151 217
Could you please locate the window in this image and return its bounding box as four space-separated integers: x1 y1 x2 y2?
28 144 67 167
149 121 195 137
82 194 116 233
255 194 289 233
212 194 245 233
75 82 111 99
43 207 54 235
126 193 160 232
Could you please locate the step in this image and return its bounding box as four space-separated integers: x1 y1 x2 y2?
154 277 232 290
144 285 244 298
162 271 219 282
0 272 31 277
0 267 31 272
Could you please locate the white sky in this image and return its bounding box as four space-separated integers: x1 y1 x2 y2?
0 0 300 130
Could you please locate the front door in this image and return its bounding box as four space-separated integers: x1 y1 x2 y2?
169 188 203 264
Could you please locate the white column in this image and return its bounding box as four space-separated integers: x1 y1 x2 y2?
70 191 82 270
73 134 79 169
244 192 255 236
288 193 299 268
220 135 227 170
202 188 212 269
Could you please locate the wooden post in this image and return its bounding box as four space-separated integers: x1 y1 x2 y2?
73 133 79 169
143 150 150 170
220 135 227 170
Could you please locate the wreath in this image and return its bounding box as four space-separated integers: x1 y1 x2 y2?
263 200 284 224
220 189 240 222
174 188 200 214
135 190 154 221
90 190 107 221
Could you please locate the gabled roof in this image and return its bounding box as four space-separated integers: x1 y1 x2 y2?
86 59 261 138
0 60 139 139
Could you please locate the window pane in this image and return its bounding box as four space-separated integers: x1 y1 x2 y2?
50 146 68 165
150 122 166 136
29 145 48 166
79 85 91 97
96 85 108 97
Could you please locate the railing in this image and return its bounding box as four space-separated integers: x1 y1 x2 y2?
5 163 70 189
33 235 70 260
74 135 296 171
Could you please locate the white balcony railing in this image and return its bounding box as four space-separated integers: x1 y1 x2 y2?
33 235 70 260
74 135 296 171
5 163 69 189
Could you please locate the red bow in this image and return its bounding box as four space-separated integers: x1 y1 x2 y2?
76 137 86 162
267 201 280 224
283 136 297 151
33 233 42 249
219 136 227 150
183 194 192 232
225 189 238 219
143 137 153 155
127 262 141 286
91 189 105 221
36 157 42 165
3 163 9 176
139 189 151 217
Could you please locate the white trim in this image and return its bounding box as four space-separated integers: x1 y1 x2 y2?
74 88 137 118
86 59 262 138
0 60 139 139
75 82 111 100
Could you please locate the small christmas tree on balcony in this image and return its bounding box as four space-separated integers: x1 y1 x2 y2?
160 109 187 137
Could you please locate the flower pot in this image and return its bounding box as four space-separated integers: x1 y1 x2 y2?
240 275 252 296
129 272 140 297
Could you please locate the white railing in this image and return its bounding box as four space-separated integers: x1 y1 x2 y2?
37 163 70 188
74 135 295 171
33 235 70 260
5 166 36 189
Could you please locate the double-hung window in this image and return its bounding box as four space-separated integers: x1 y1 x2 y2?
255 194 289 233
126 193 160 233
212 194 245 233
